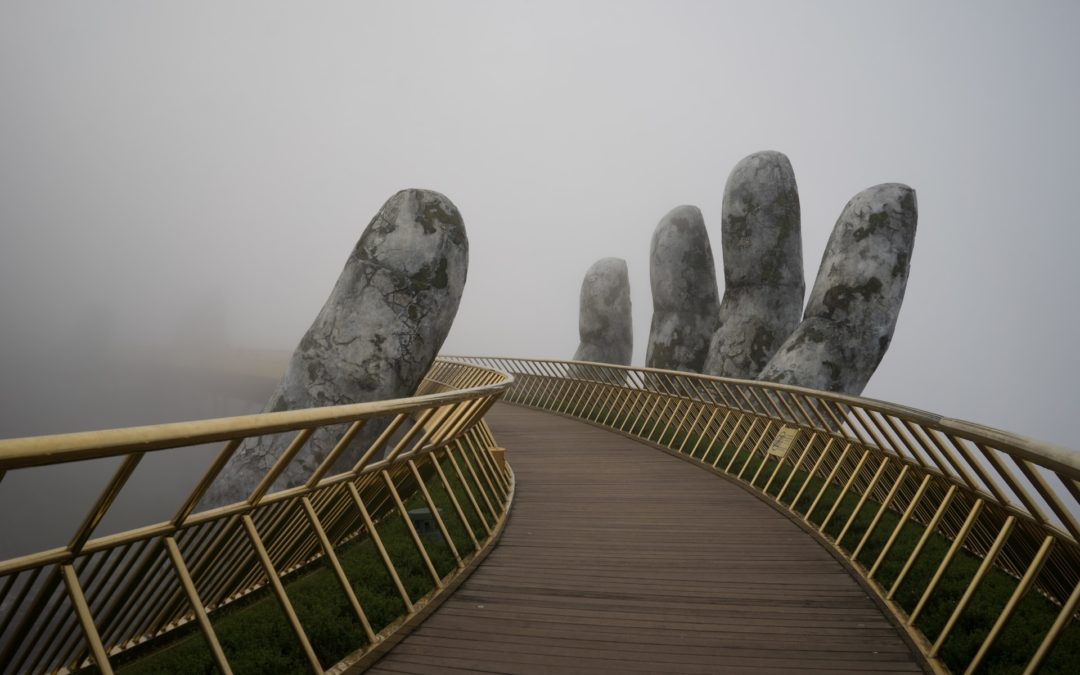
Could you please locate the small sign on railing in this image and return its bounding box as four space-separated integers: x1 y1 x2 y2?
766 426 800 459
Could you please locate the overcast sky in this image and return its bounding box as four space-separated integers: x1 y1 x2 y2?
1 1 1078 449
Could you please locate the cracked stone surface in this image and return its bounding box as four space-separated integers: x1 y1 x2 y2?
203 188 468 507
573 257 632 365
646 205 720 373
758 183 917 395
704 151 805 378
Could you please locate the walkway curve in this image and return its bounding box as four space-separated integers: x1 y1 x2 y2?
367 404 924 674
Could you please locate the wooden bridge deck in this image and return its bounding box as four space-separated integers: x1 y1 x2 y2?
368 405 924 674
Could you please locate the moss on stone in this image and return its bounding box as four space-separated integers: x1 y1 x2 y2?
821 277 884 317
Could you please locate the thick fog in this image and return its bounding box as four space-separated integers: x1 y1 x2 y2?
1 2 1077 450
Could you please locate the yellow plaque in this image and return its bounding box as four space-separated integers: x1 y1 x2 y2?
766 426 800 459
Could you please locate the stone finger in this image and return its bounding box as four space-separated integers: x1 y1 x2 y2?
758 183 917 395
704 150 804 378
646 205 720 373
573 257 632 366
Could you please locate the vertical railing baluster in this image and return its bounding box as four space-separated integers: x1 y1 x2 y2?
887 484 958 599
736 420 775 480
804 443 853 523
41 553 111 672
0 567 62 670
429 452 480 549
908 498 985 626
240 514 323 673
774 433 818 504
163 537 233 674
687 409 721 460
1024 577 1080 674
446 442 497 527
408 459 463 567
851 465 912 561
787 438 836 511
929 516 1016 657
677 404 706 454
346 482 414 612
721 416 759 472
61 564 113 675
818 449 870 532
464 437 508 500
966 534 1054 673
383 470 443 588
868 474 932 578
300 496 377 642
835 458 892 545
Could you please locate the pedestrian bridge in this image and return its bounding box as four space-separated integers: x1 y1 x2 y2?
0 358 1077 674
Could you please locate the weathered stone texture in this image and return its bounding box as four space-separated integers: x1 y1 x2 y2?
646 205 720 372
758 183 917 395
573 258 632 365
204 188 468 507
705 151 804 378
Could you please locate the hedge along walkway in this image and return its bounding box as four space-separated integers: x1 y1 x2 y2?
365 404 924 674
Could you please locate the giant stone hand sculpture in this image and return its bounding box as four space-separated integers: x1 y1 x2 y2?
574 257 633 365
203 188 468 508
646 206 721 372
643 151 916 396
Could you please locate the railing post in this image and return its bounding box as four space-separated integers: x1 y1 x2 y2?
382 470 443 588
345 482 414 612
299 496 377 642
407 459 464 567
240 514 323 674
61 564 113 675
163 537 234 674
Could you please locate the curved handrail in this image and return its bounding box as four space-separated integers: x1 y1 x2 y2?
449 355 1080 476
0 359 515 675
447 356 1080 675
0 363 509 471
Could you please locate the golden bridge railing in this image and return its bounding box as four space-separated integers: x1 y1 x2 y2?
447 356 1079 675
0 359 514 675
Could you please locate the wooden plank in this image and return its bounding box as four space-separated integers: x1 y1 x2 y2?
414 613 910 652
397 634 920 664
413 624 915 653
366 404 922 674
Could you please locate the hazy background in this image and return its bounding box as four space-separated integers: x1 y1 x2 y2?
1 0 1078 555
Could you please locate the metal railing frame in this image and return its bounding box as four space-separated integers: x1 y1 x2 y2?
446 356 1080 675
0 359 514 675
